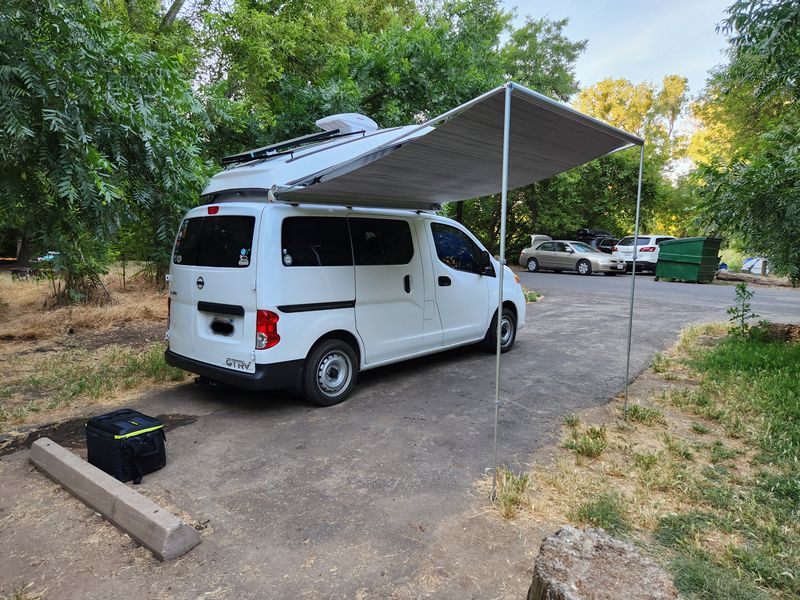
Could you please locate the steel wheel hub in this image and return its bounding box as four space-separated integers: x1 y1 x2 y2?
500 316 513 346
318 352 351 396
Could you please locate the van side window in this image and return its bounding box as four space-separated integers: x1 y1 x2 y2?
281 217 352 267
431 222 484 274
173 216 255 268
349 218 413 265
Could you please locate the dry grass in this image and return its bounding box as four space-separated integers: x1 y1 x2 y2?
0 267 178 431
0 268 166 342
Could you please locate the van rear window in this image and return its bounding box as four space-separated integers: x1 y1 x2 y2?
173 216 255 268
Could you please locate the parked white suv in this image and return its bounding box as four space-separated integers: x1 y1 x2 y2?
165 203 526 406
612 234 676 272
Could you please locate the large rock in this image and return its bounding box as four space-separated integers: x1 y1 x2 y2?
527 526 677 600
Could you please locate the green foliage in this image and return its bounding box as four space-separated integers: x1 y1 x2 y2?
570 492 628 534
574 75 689 169
726 283 758 337
0 0 208 300
691 0 800 283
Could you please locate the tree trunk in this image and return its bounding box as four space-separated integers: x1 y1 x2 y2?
159 0 187 32
15 236 38 267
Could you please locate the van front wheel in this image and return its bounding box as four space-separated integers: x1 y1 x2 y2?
302 339 358 406
481 308 517 353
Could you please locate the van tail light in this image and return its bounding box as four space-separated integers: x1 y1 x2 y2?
256 310 280 349
640 246 657 252
612 246 618 252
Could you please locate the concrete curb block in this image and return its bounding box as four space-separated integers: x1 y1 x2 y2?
29 437 201 561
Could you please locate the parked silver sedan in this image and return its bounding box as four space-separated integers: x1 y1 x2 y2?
521 240 627 275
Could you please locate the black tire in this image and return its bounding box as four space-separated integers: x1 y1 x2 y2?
481 307 517 353
576 260 592 276
302 339 358 406
603 272 617 276
526 257 540 273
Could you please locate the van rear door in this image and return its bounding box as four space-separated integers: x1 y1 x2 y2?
169 205 261 374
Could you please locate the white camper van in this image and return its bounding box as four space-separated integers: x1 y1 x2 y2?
165 114 526 406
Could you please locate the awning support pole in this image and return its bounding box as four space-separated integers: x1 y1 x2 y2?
492 83 512 500
623 144 645 419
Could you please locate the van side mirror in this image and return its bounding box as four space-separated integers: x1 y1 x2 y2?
479 250 494 276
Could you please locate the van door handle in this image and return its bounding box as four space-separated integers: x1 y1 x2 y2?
438 276 451 287
404 275 411 293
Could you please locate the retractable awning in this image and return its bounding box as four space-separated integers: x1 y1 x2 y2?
279 82 646 500
279 83 642 209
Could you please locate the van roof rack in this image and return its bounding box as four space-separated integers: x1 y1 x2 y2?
220 128 364 166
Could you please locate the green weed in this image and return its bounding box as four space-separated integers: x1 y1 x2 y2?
692 423 710 434
709 441 739 464
662 432 694 460
570 492 628 534
655 511 715 547
494 466 530 519
652 352 673 374
563 425 608 458
625 404 666 426
525 290 540 302
633 452 659 471
670 556 770 600
562 413 581 428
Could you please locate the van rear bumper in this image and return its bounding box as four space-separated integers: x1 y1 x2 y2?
165 349 303 392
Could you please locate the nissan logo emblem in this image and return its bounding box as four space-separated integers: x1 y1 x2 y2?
196 276 204 289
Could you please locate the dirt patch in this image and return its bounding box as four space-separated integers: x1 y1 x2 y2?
0 413 198 457
72 322 166 351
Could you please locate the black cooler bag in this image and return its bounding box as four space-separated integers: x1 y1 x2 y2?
86 409 166 484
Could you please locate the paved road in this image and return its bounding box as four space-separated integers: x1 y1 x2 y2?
3 275 798 599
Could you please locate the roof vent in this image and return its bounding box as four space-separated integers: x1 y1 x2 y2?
316 113 379 134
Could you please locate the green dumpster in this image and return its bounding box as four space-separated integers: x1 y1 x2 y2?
655 237 722 283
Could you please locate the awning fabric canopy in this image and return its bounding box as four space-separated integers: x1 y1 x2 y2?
278 83 643 209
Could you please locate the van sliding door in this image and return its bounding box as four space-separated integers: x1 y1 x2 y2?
349 217 425 364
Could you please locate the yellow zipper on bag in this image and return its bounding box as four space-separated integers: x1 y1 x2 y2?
113 425 164 440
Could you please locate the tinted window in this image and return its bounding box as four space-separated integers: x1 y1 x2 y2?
349 218 413 265
173 216 255 268
538 242 554 251
554 242 571 252
431 223 490 275
655 237 673 245
281 217 352 267
618 236 650 246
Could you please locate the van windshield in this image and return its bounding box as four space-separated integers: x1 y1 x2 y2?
173 216 255 268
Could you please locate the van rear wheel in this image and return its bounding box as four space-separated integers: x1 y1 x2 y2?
302 339 358 406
